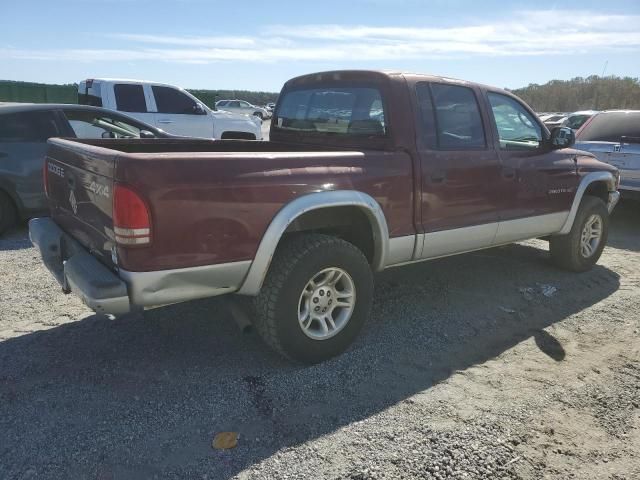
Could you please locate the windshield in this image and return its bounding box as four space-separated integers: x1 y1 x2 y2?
565 114 592 130
274 86 386 137
577 111 640 142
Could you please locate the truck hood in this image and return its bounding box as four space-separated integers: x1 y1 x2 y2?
571 147 619 175
212 109 261 124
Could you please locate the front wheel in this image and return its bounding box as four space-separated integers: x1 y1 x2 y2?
254 234 373 363
550 196 609 272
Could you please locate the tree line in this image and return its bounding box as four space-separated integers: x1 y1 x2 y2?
510 75 640 112
0 80 279 108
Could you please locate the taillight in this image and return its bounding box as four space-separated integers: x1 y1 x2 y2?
113 184 151 245
42 160 49 198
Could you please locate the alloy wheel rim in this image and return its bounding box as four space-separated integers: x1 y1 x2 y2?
298 267 356 340
580 214 603 258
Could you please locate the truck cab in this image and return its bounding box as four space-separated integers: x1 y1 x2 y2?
78 79 262 140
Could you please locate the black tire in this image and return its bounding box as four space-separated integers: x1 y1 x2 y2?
253 112 264 120
0 190 17 235
254 234 373 363
549 196 609 272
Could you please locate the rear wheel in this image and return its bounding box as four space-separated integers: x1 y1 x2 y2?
550 196 609 272
0 191 17 234
253 234 373 363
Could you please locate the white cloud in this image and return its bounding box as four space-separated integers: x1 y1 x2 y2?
2 10 639 64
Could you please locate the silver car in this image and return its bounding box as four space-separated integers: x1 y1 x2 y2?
575 110 640 198
215 100 271 120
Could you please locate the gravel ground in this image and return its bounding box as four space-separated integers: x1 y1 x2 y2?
1 201 639 480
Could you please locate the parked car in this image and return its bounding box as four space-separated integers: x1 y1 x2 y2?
543 114 568 129
78 79 262 140
0 103 176 233
563 110 598 131
575 110 640 199
215 100 271 119
538 112 563 122
30 70 620 363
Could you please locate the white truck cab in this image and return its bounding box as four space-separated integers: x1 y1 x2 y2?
78 79 262 140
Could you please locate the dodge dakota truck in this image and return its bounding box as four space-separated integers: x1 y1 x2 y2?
30 70 620 363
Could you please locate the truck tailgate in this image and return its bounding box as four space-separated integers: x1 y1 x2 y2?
45 138 118 269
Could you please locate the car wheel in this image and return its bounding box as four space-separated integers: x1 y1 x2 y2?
0 190 17 234
549 196 609 272
254 234 373 363
253 112 264 120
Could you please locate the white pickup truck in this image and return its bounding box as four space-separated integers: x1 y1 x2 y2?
78 79 262 140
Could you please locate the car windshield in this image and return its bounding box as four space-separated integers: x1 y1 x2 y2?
577 112 640 142
565 114 592 130
274 86 386 137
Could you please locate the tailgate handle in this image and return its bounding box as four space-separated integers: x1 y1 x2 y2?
67 177 76 189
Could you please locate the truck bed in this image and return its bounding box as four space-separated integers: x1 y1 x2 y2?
45 138 414 273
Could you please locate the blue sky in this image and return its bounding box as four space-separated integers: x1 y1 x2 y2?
2 0 639 92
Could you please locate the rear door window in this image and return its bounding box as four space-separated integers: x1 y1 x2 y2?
429 83 486 149
0 111 61 142
152 86 198 115
114 84 148 113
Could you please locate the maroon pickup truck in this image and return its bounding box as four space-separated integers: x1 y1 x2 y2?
30 70 620 363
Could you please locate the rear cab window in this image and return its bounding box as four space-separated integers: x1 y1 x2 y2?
274 86 387 137
114 84 147 113
577 112 640 143
78 81 103 107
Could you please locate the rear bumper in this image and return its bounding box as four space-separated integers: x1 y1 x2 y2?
29 217 252 316
29 217 131 315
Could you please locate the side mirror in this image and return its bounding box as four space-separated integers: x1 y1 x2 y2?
193 103 207 115
101 131 115 139
550 126 575 149
139 130 156 139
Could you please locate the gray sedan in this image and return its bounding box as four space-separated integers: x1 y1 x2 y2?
0 103 170 233
575 110 640 199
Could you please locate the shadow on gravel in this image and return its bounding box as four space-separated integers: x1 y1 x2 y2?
0 225 31 251
608 199 640 252
0 242 620 479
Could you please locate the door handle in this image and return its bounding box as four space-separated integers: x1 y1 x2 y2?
157 119 173 124
430 171 446 183
502 167 516 180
